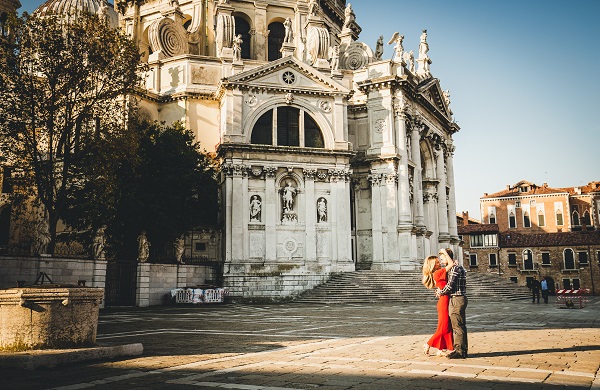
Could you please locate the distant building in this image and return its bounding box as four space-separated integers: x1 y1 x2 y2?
459 181 600 295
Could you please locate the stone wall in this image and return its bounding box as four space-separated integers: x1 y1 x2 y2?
0 256 106 290
136 263 218 307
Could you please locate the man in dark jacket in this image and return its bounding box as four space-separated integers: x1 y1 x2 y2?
531 277 541 303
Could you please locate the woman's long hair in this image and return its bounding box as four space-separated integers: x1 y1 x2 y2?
422 255 438 289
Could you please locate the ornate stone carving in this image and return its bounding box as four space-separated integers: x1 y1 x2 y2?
148 17 187 58
232 34 243 62
329 169 351 182
306 24 330 65
316 170 329 181
264 166 277 178
388 32 404 62
373 118 387 134
250 166 263 177
222 163 248 177
367 172 383 186
341 42 369 70
245 94 258 107
319 100 332 113
216 13 234 54
303 168 317 180
281 180 298 223
285 92 294 104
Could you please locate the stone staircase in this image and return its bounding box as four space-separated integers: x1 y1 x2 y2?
293 270 531 304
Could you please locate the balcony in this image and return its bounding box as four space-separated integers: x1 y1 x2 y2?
517 262 539 274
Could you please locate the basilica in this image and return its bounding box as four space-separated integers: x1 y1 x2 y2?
2 0 461 301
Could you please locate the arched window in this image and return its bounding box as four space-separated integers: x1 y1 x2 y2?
537 209 545 227
489 212 496 224
509 212 516 228
522 249 533 270
523 211 531 228
581 210 591 226
556 209 563 226
572 211 580 226
251 107 325 148
234 16 251 59
268 22 285 61
564 249 575 270
0 12 8 36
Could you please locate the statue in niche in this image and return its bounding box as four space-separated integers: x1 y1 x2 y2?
92 226 106 260
137 231 150 262
374 36 384 60
232 34 242 61
174 236 185 263
343 3 355 29
308 0 319 16
250 195 262 222
388 32 404 61
281 180 298 222
419 29 429 59
330 45 340 71
283 18 294 44
317 197 327 223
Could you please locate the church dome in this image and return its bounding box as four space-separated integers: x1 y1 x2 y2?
34 0 118 28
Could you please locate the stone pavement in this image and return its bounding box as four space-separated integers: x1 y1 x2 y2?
2 296 599 390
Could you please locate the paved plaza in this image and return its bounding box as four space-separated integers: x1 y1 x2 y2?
2 296 600 390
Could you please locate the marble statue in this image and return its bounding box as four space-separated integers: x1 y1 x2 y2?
308 0 319 16
343 3 355 29
32 218 51 255
317 198 327 223
250 195 262 222
92 226 106 260
374 36 384 60
282 181 296 213
232 34 243 61
174 236 185 263
283 18 293 44
443 90 451 106
330 45 340 71
137 231 150 262
419 29 429 59
388 32 404 61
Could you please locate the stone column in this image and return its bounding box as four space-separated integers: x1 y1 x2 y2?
446 146 459 238
411 122 425 228
264 166 277 261
231 164 246 262
254 2 268 61
304 168 317 262
383 171 400 270
368 172 384 268
331 169 353 270
435 146 450 244
223 164 234 264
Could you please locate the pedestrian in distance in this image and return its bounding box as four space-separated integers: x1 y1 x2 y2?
531 276 541 304
540 276 549 304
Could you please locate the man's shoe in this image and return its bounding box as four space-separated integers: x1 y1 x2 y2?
446 351 465 359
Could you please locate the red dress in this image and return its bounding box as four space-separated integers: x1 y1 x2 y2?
427 268 453 351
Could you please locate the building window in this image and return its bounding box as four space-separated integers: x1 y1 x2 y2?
572 279 580 289
195 242 207 251
0 12 8 37
509 212 516 228
509 276 518 283
234 16 252 60
562 278 571 289
1 167 12 193
564 249 575 270
538 210 545 227
469 233 497 248
515 201 521 208
530 200 536 206
572 211 580 226
508 253 517 266
469 253 477 267
251 107 324 148
581 211 591 226
268 21 285 61
578 251 588 266
541 252 550 265
523 249 533 270
556 209 563 226
523 211 531 228
489 212 496 224
489 253 497 267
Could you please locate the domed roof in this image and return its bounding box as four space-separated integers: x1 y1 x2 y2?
35 0 118 28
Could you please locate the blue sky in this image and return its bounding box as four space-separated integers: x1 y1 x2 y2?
19 0 600 220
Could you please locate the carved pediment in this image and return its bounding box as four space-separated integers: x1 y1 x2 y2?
221 56 350 96
417 78 452 119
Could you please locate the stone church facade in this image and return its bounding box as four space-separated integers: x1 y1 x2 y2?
116 0 461 299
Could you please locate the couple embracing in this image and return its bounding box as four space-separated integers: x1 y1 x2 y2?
421 248 468 359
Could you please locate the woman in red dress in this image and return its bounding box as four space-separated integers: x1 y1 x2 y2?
421 254 454 356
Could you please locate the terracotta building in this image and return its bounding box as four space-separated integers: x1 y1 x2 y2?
459 180 600 295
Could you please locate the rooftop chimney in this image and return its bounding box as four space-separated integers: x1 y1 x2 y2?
462 211 469 226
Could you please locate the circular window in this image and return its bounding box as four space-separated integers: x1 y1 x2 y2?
282 71 296 85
